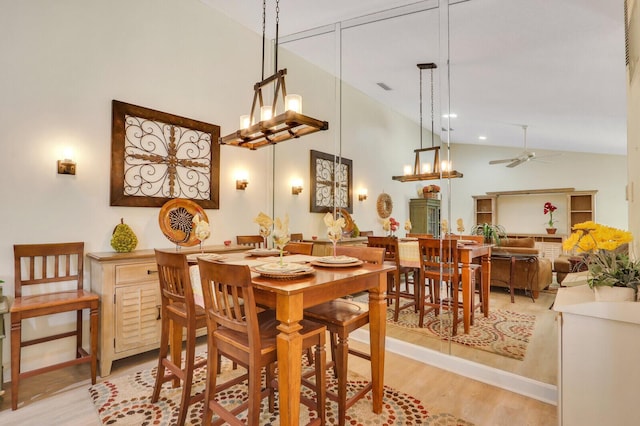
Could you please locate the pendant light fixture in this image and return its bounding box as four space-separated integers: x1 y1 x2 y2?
392 63 463 182
219 0 329 150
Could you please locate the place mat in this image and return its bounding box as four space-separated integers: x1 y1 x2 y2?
310 259 364 268
89 354 473 425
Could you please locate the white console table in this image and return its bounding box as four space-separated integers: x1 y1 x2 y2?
553 285 640 426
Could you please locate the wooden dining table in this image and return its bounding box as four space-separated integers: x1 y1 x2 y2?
397 239 492 334
189 252 395 426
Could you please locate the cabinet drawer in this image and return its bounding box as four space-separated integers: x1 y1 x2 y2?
115 262 159 285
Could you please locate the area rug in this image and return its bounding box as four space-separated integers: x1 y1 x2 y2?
387 305 536 361
89 355 473 425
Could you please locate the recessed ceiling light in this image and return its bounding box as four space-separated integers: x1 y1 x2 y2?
442 113 457 118
478 136 487 140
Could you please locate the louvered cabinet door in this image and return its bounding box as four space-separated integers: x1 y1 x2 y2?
114 282 161 353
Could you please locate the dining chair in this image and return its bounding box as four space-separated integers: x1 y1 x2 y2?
303 245 385 426
358 230 374 237
367 236 418 321
10 242 99 411
406 233 434 238
417 238 474 335
236 235 265 248
197 260 327 426
283 241 314 255
453 235 486 314
290 233 304 242
151 249 208 426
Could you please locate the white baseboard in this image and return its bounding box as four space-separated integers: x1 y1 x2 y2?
351 328 557 405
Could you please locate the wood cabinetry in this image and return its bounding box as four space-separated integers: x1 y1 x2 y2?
472 195 496 225
409 198 441 237
88 245 246 377
473 189 596 231
567 191 596 229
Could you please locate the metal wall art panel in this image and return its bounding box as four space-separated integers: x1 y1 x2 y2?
110 100 220 208
310 149 352 213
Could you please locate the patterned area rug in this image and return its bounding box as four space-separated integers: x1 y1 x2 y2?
89 355 472 425
387 305 536 361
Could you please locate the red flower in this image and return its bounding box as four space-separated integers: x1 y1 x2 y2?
543 202 557 215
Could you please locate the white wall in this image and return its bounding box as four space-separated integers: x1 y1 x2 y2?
0 0 630 383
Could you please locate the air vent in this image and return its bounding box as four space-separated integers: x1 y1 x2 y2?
376 82 392 91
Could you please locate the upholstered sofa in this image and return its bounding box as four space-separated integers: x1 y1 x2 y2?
490 237 553 299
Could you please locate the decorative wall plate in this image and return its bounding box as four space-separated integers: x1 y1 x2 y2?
159 198 208 247
376 193 393 218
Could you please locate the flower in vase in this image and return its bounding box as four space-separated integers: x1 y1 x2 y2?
324 212 345 242
382 217 399 236
192 215 210 251
404 219 412 232
543 202 558 228
272 214 290 250
254 211 273 244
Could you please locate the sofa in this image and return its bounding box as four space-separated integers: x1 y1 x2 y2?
489 237 553 299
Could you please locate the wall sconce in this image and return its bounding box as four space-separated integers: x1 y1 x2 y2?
291 178 303 195
57 148 76 175
358 189 368 201
235 170 249 190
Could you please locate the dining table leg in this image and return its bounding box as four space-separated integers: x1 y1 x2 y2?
481 254 491 316
460 262 472 333
275 293 304 426
368 272 387 413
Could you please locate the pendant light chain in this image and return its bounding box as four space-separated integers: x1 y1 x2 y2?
274 0 280 74
430 68 434 147
261 0 266 80
419 66 423 150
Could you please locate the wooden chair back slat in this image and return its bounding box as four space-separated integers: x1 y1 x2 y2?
283 242 314 255
198 260 258 340
13 242 84 297
236 235 265 248
335 245 385 264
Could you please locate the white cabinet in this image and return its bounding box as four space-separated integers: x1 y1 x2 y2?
554 285 640 426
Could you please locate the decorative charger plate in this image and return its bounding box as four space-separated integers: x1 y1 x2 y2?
186 253 224 263
252 262 315 279
311 259 363 268
159 199 208 247
246 248 283 257
316 255 359 264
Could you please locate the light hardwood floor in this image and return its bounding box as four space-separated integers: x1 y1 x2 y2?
0 333 557 425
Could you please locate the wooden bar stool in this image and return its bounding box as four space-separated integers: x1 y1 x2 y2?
151 249 207 426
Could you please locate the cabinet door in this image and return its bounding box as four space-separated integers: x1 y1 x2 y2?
409 200 428 234
426 200 440 237
114 282 161 353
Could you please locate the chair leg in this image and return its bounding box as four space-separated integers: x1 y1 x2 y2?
177 328 197 426
151 314 171 403
247 361 263 426
11 316 21 411
314 341 327 425
335 333 349 426
90 304 98 384
202 343 219 426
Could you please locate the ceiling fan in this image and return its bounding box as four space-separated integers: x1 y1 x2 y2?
489 125 537 168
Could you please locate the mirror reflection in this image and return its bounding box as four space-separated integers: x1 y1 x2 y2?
272 0 626 392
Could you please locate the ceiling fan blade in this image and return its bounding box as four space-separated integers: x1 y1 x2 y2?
507 159 525 168
489 158 517 165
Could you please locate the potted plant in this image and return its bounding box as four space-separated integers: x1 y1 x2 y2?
470 223 506 244
562 221 637 301
543 201 558 234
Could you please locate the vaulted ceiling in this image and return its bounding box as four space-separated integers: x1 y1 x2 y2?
201 0 627 156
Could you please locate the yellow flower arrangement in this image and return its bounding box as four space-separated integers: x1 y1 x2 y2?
563 221 638 291
562 221 632 253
